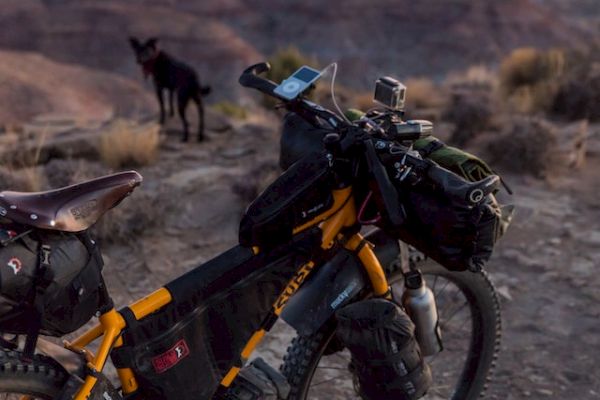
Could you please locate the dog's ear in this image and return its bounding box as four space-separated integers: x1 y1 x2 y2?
146 37 159 49
129 37 142 51
146 37 159 50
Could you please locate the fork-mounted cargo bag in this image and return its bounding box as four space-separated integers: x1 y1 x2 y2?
111 230 321 400
0 226 104 336
336 299 432 400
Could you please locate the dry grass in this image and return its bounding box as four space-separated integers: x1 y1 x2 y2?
551 47 600 121
0 125 48 191
44 158 108 189
231 160 281 205
404 77 444 110
92 187 166 244
99 120 160 169
352 91 375 111
499 48 565 114
212 101 248 120
486 117 558 178
443 90 494 146
266 46 318 85
263 47 318 108
445 65 499 92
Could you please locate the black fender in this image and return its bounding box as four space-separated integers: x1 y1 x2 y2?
280 229 401 336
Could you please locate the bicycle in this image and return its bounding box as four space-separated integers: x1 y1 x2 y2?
0 62 502 400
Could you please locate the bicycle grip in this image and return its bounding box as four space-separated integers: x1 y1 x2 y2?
238 62 282 99
426 163 500 205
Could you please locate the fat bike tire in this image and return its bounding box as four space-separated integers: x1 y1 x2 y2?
0 349 68 399
280 260 501 400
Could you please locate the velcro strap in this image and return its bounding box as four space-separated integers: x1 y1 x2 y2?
417 139 445 158
352 337 422 371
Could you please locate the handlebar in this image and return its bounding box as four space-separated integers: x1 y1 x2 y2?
239 62 347 129
239 62 501 213
238 62 282 100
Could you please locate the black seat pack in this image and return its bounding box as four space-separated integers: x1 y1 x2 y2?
336 299 432 400
239 152 334 249
0 226 105 336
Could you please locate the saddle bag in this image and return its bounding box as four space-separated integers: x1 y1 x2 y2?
336 299 432 400
239 152 334 249
378 147 513 271
0 225 105 336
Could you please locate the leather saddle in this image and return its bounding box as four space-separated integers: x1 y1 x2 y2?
0 171 143 232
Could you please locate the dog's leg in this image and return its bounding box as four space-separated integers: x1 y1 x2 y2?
156 86 166 125
177 91 191 142
168 89 175 117
192 93 205 142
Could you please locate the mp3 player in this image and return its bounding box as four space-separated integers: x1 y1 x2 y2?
274 65 323 100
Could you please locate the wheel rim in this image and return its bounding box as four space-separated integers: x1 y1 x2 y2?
304 271 476 400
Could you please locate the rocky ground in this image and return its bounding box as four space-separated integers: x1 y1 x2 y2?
2 110 599 399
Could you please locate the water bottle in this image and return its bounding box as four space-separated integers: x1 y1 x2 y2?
400 269 443 356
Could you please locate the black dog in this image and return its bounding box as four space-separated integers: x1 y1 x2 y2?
129 37 211 141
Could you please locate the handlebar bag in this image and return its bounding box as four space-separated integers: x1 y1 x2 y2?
279 110 364 170
413 136 496 182
279 112 328 170
239 152 334 249
381 181 510 271
0 226 104 336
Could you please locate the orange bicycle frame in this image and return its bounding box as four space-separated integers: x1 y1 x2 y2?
65 186 390 399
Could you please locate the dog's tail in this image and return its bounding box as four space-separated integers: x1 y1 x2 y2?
200 85 211 96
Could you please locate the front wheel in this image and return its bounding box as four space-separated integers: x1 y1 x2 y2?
0 350 68 400
281 260 501 400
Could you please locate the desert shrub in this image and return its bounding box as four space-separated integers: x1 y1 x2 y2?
445 65 499 92
231 160 280 205
352 91 375 111
212 101 248 120
551 47 600 121
266 46 317 85
44 159 109 189
499 48 565 114
404 78 444 110
485 117 558 178
443 90 494 146
0 166 29 191
263 47 317 108
92 185 173 244
99 120 160 169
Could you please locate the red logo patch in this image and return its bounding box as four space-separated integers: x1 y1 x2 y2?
7 257 22 275
151 339 190 374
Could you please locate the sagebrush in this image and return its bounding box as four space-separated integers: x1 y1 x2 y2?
99 120 160 169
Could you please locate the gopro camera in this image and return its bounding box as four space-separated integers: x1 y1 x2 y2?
374 76 406 110
274 65 323 100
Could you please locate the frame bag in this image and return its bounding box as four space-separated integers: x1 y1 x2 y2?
239 152 334 249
